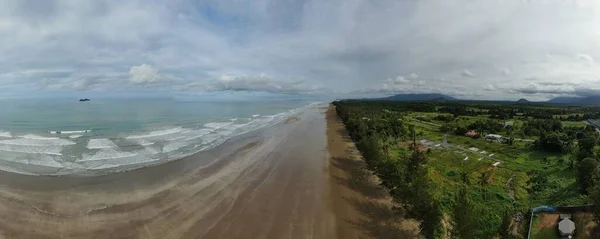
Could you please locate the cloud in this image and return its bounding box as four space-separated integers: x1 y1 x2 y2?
129 64 165 85
4 0 600 100
386 76 409 84
72 78 100 91
186 74 324 94
578 54 594 63
500 68 511 76
407 73 419 80
461 69 475 77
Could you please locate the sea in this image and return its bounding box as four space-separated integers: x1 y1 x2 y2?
0 99 319 176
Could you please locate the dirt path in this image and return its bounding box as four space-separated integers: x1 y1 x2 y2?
326 105 420 239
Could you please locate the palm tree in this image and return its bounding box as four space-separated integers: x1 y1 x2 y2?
479 171 490 187
479 171 491 201
460 171 470 185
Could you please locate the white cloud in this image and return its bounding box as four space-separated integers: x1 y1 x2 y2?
186 74 324 94
500 68 511 76
4 0 600 100
128 64 170 85
72 78 99 91
407 73 419 80
461 69 475 77
386 76 409 84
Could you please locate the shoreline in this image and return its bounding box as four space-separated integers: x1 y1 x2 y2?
0 102 321 177
0 104 416 238
0 106 335 238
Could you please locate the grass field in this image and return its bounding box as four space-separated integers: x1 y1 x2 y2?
391 110 596 236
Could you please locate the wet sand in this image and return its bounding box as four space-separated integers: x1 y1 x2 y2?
0 105 415 239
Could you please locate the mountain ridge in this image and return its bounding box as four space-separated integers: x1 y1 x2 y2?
379 93 457 101
375 93 600 105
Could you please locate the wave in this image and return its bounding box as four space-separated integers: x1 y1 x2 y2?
78 148 138 162
125 127 185 140
0 131 11 138
0 102 314 176
0 136 75 146
49 130 91 134
0 144 64 155
20 134 59 140
181 128 213 141
87 139 118 149
204 122 233 129
133 139 155 146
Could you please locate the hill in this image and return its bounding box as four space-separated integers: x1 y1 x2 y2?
380 93 457 101
516 98 529 104
545 96 600 105
547 96 585 104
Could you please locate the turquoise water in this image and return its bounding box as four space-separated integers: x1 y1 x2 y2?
0 99 316 175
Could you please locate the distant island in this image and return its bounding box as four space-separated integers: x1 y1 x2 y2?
79 98 90 102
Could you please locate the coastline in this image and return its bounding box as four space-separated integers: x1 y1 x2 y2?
0 103 416 238
0 106 335 238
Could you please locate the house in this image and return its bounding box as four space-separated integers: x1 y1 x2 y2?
485 134 504 142
466 130 478 137
558 215 575 237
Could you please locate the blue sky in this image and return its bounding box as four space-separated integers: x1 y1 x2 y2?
2 0 600 100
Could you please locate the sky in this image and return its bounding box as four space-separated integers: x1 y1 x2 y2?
3 0 600 101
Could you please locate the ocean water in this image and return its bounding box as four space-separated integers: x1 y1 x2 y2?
0 99 317 176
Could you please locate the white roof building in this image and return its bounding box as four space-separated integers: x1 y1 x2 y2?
558 218 575 236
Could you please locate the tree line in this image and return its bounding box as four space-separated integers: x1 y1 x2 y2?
334 100 517 238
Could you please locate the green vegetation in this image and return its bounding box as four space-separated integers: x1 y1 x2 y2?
333 100 600 238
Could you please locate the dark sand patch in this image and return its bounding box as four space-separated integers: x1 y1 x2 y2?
284 117 299 124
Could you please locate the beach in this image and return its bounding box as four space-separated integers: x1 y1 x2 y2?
0 105 415 239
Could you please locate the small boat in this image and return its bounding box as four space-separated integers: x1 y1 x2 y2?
79 98 90 102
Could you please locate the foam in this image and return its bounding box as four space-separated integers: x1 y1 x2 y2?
125 127 185 140
222 123 251 132
0 131 12 138
0 102 314 176
163 140 189 153
0 144 64 155
133 139 155 146
20 134 59 140
0 137 75 146
49 130 91 134
182 129 213 141
204 122 233 129
27 154 64 167
201 133 221 145
78 148 138 162
164 135 186 141
87 139 118 149
77 148 160 170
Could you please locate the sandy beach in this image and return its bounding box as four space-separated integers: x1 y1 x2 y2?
0 105 415 239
